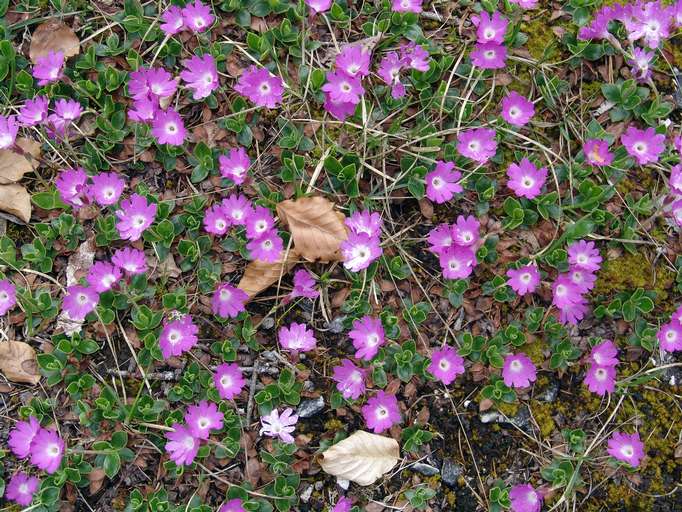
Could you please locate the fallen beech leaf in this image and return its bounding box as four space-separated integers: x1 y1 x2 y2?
0 139 41 184
88 467 106 494
238 249 299 299
276 196 347 262
0 341 41 384
56 238 95 336
319 430 399 486
0 184 31 223
29 21 80 63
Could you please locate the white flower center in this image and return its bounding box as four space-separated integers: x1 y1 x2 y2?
220 288 231 301
483 28 495 40
198 417 209 429
77 293 89 305
468 141 480 152
438 358 450 371
376 406 388 419
510 359 522 372
621 445 634 458
166 122 177 134
595 368 607 381
48 443 60 457
168 330 181 345
220 375 233 388
367 333 379 346
19 483 29 494
520 272 532 284
522 176 535 188
431 177 443 189
133 215 146 228
633 142 647 154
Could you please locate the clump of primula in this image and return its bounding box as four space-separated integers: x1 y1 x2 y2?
260 408 299 443
362 391 401 433
470 10 509 71
584 340 619 396
321 43 374 120
607 431 645 468
376 42 431 100
502 353 537 388
341 210 383 272
427 215 480 280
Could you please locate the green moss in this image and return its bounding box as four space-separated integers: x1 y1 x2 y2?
530 402 556 438
497 401 520 417
521 20 559 61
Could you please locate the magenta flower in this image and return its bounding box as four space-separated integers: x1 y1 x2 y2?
290 268 319 300
0 115 18 149
160 5 185 35
152 108 186 146
181 54 218 100
0 278 17 315
112 247 147 275
211 283 248 319
336 45 372 78
48 99 83 137
62 285 99 321
506 264 541 296
502 353 537 388
29 428 64 473
567 240 602 272
219 499 246 512
260 408 299 443
245 206 275 239
362 391 401 433
509 484 542 512
87 261 122 293
621 126 665 165
305 0 332 14
439 246 476 279
55 168 88 208
279 322 317 352
332 359 367 400
332 497 353 512
204 204 230 235
583 139 614 167
669 164 682 194
219 147 250 184
246 230 283 262
221 193 253 226
88 172 125 206
578 5 619 40
345 210 383 238
148 67 179 98
116 194 157 241
400 42 430 72
128 68 152 99
506 158 547 199
559 296 589 326
427 224 454 256
566 266 597 294
590 340 619 367
501 91 535 127
128 97 158 123
377 52 406 99
182 0 215 32
5 472 40 506
235 65 284 108
428 345 465 385
33 50 64 85
457 127 497 163
185 400 224 439
323 94 358 121
584 364 616 396
509 0 538 8
551 275 582 310
628 47 654 82
607 431 645 467
18 95 49 126
425 160 463 204
214 363 246 400
349 315 385 360
471 11 508 45
470 42 507 69
391 0 422 13
452 215 480 246
322 71 364 105
165 423 200 466
671 199 682 227
159 315 199 359
657 320 682 353
8 416 41 458
341 232 382 272
623 3 670 48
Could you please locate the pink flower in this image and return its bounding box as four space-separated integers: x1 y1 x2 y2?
214 363 246 400
221 194 253 226
559 296 589 326
628 47 654 82
161 5 185 35
128 97 158 123
88 172 125 206
607 431 645 467
246 230 283 262
56 168 88 208
439 246 476 279
336 45 372 78
0 278 17 315
584 364 616 395
0 115 17 149
400 42 430 72
501 92 535 127
341 232 382 272
425 161 463 203
245 206 275 239
116 194 157 241
159 315 199 359
428 346 465 385
567 266 597 294
62 285 99 321
322 71 364 104
671 199 682 227
47 99 83 138
506 158 547 199
509 484 542 512
182 0 215 32
669 164 682 194
470 42 507 69
185 400 224 439
332 359 367 400
219 499 246 512
18 95 49 126
305 0 332 14
551 275 582 310
87 261 122 293
623 2 670 48
345 210 383 238
33 51 64 85
567 240 602 272
578 5 619 40
502 353 537 388
5 472 40 506
29 428 65 474
392 0 422 13
583 139 614 167
8 416 41 458
152 108 186 146
219 147 250 184
165 423 199 466
427 224 455 255
362 391 401 433
211 283 248 318
471 11 508 45
181 54 218 100
204 204 230 235
290 268 319 300
323 93 358 121
377 52 405 99
112 247 147 275
590 340 619 367
509 0 538 8
457 128 497 163
349 316 385 360
506 264 541 296
259 408 298 443
452 215 480 246
657 320 682 353
279 322 317 352
148 67 179 98
332 497 353 512
621 126 665 165
235 65 284 108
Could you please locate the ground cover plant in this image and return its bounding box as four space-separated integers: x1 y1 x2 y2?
0 0 680 510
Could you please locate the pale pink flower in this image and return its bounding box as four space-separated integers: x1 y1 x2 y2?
279 322 317 352
259 408 298 443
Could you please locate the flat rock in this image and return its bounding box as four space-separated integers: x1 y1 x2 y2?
297 396 325 418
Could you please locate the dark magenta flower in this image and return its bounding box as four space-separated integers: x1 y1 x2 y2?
88 172 125 206
428 345 465 385
439 245 476 279
506 264 541 296
361 391 401 433
584 364 616 395
246 229 283 262
211 283 248 319
33 50 64 85
607 431 645 467
502 353 537 388
159 314 198 359
115 193 157 241
336 44 371 78
471 10 508 45
29 428 65 474
160 5 185 35
332 359 367 400
185 400 224 439
151 108 186 146
62 285 99 321
5 472 40 506
500 91 535 127
470 42 507 69
235 65 284 108
321 70 364 105
165 423 199 466
86 261 122 293
219 147 251 185
0 278 17 315
214 363 246 400
112 247 147 275
349 315 385 360
18 95 49 126
181 0 215 33
621 126 665 165
180 54 219 100
457 127 497 163
425 160 463 204
0 115 18 149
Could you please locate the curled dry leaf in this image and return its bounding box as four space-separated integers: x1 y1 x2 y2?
56 238 96 336
0 341 41 385
0 138 41 184
238 248 299 299
0 184 31 223
29 20 80 63
319 430 399 486
276 196 347 262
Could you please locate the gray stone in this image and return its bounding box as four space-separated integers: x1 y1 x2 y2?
327 316 346 334
441 458 463 488
411 462 440 476
538 379 559 403
479 411 503 424
297 396 325 418
261 317 275 329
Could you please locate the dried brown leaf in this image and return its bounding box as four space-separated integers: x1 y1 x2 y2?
88 467 106 494
237 248 299 298
29 21 80 63
0 139 41 184
0 341 41 384
319 430 399 486
276 196 347 262
0 184 31 223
